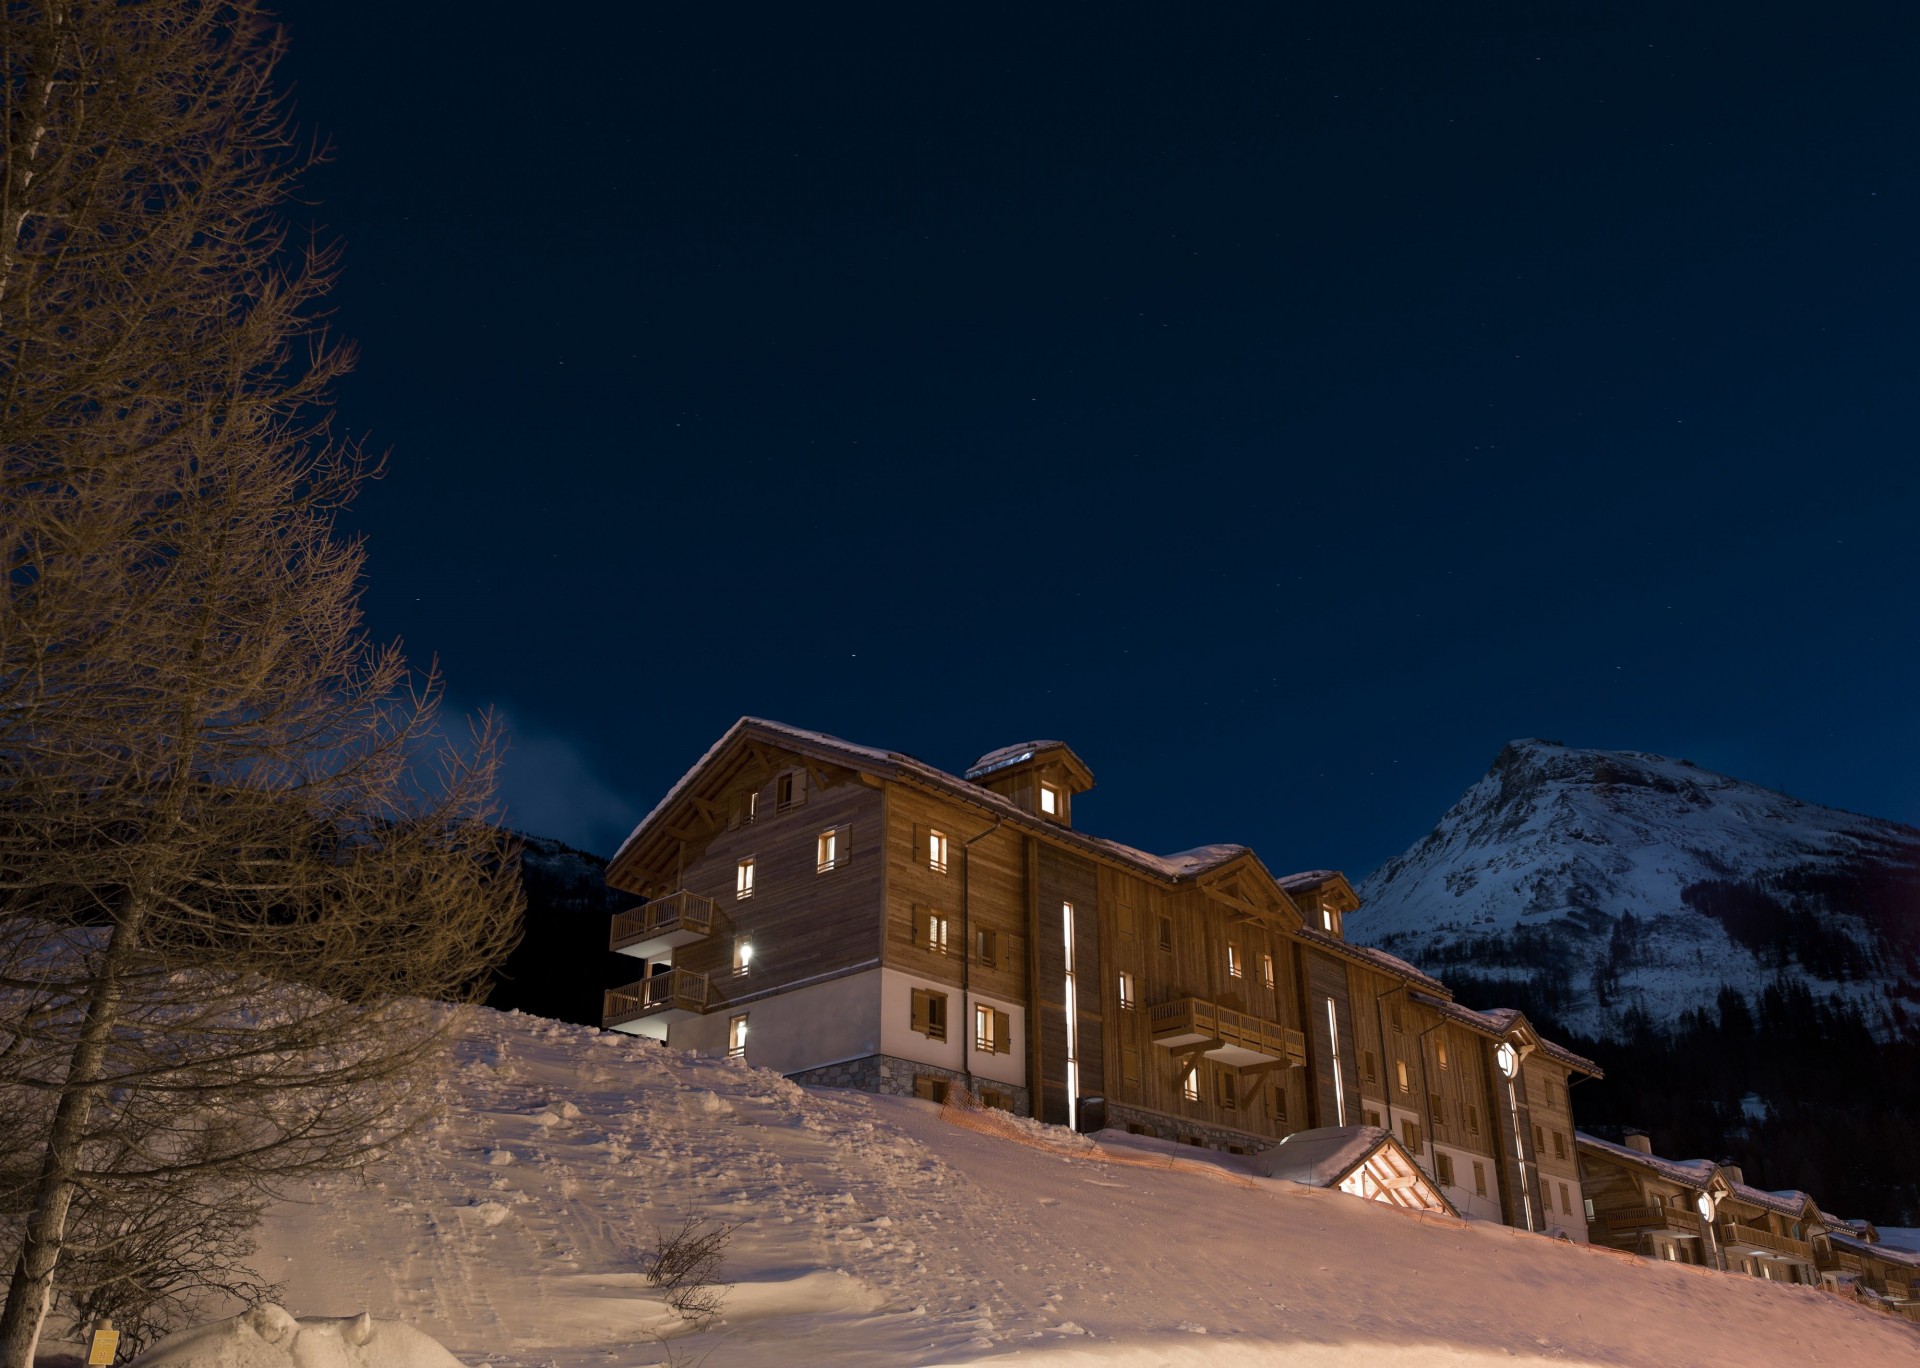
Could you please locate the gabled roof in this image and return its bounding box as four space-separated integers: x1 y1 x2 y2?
611 719 1303 923
1410 992 1603 1078
1259 1125 1459 1217
964 740 1095 791
1831 1230 1920 1270
1575 1133 1821 1219
1576 1132 1716 1190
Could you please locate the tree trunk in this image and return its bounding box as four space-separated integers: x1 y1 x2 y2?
0 914 136 1368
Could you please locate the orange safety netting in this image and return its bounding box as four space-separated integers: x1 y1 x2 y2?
938 1087 1263 1191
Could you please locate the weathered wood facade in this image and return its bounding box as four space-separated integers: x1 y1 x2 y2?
602 718 1600 1231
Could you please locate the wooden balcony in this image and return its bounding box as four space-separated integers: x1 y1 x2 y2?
604 968 710 1038
1719 1221 1813 1263
1149 997 1307 1068
1590 1205 1704 1243
610 890 718 959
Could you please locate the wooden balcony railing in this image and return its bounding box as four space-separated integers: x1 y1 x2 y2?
1719 1221 1813 1263
1592 1205 1704 1241
1149 997 1307 1066
610 890 718 952
604 968 710 1028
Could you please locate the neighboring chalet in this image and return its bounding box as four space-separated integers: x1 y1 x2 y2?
1578 1133 1824 1285
603 718 1601 1236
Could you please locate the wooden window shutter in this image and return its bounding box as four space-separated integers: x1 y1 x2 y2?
793 769 808 806
911 987 930 1034
837 822 851 864
912 905 931 946
993 1008 1010 1053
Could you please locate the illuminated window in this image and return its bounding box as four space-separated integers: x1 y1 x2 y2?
727 1014 748 1060
1474 1161 1488 1196
1325 996 1346 1126
910 987 948 1041
928 829 949 873
974 1003 1010 1054
1227 943 1244 978
1397 1059 1410 1094
1062 902 1079 1129
1437 1037 1449 1069
1117 970 1135 1010
1322 908 1333 932
1261 952 1275 989
732 937 752 975
1436 1152 1455 1187
1180 1062 1200 1102
735 857 755 899
1584 1197 1596 1221
1039 783 1059 815
815 827 840 873
914 907 950 955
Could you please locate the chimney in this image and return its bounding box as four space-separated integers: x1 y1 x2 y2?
1720 1161 1744 1185
1623 1131 1653 1155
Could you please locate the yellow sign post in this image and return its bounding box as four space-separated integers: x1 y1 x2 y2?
86 1320 120 1366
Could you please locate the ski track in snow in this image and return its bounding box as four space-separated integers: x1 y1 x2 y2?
222 1006 1920 1368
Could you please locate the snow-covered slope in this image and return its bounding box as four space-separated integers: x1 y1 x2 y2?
80 1005 1920 1367
1353 740 1920 1038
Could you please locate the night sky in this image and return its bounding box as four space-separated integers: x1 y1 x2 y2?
277 3 1919 878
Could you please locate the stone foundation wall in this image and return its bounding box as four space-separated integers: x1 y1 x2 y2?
786 1054 1031 1116
1103 1100 1273 1155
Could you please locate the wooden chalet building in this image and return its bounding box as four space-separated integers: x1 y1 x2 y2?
1577 1133 1825 1284
603 718 1601 1236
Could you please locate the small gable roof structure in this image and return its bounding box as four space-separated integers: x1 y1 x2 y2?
1413 993 1604 1078
1259 1125 1458 1217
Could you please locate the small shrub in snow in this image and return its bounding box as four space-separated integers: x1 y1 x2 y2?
642 1216 738 1327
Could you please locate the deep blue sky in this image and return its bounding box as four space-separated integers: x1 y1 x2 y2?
279 3 1919 877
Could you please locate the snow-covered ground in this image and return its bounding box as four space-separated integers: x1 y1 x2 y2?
110 1006 1919 1367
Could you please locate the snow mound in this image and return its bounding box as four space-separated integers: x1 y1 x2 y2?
129 1306 464 1368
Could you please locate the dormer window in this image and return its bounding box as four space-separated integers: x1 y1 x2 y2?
1322 908 1334 932
1039 782 1060 816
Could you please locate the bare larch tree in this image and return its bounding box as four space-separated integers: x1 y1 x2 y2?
0 3 524 1363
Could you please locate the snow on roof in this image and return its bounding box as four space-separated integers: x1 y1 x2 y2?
963 741 1066 779
1297 927 1450 995
1576 1132 1717 1190
1258 1125 1394 1187
1276 869 1338 891
615 720 1290 895
1408 995 1601 1076
1830 1230 1920 1270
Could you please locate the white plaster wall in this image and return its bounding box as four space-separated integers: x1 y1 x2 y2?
670 968 882 1074
879 968 1027 1088
1431 1142 1505 1224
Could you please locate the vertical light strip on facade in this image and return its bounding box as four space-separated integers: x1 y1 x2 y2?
1063 901 1078 1132
1326 996 1346 1127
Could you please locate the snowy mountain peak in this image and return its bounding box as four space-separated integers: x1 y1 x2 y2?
1352 743 1920 1038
